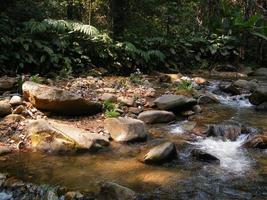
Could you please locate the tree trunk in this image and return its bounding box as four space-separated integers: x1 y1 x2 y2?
109 0 127 39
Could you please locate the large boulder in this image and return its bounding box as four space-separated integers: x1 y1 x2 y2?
27 119 109 153
0 101 12 117
22 81 102 115
143 142 177 164
154 95 196 112
104 117 147 142
251 68 267 77
137 110 175 124
249 86 267 105
242 134 267 149
99 182 137 200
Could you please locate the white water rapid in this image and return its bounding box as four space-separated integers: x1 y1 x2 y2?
193 135 252 174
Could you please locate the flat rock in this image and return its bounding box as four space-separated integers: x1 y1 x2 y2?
100 93 117 102
154 94 196 112
137 110 175 124
22 81 102 115
143 142 177 164
118 97 134 106
104 117 147 142
0 101 12 117
27 119 109 153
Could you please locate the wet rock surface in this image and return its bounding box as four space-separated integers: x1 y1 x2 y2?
143 142 177 164
191 149 220 164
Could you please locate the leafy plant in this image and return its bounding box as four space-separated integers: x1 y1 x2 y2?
103 100 120 118
177 79 194 91
29 74 42 83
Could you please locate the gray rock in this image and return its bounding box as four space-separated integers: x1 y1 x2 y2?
154 94 196 112
191 149 220 164
27 119 109 153
252 68 267 77
197 94 219 104
118 97 134 106
22 81 102 115
9 96 23 106
104 117 147 142
249 86 267 105
101 93 117 102
99 182 137 200
137 110 175 124
0 101 12 117
143 142 177 164
233 79 258 92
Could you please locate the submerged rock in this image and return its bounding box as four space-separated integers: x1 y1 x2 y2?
22 81 102 115
154 94 196 112
104 117 147 142
249 86 267 105
99 182 137 200
143 142 177 164
137 110 175 124
27 119 109 153
0 101 12 117
191 149 220 164
242 134 267 149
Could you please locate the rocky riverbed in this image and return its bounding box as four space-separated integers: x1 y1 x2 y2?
0 67 267 199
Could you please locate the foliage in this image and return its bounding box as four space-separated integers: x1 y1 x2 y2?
103 100 120 118
0 0 266 76
29 74 43 83
177 79 194 91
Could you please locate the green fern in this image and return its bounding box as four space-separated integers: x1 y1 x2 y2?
24 19 100 37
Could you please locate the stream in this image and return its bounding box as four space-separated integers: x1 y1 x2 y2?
0 78 266 199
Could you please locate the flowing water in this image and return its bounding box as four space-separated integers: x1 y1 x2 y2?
0 79 266 199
